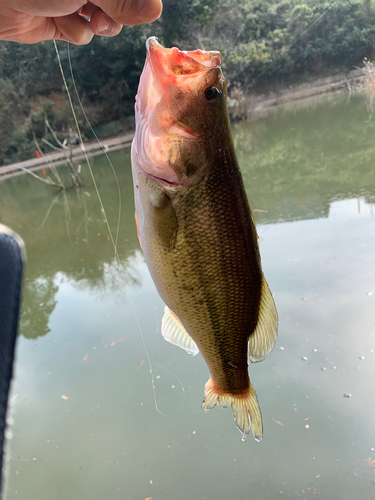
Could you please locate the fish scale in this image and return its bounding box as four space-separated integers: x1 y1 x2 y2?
131 37 278 441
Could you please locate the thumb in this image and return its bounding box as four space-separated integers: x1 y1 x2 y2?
90 0 162 26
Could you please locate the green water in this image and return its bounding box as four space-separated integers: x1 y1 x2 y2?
1 92 375 500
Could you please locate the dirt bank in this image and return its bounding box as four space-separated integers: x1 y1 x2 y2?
0 132 134 179
229 68 365 120
0 68 366 180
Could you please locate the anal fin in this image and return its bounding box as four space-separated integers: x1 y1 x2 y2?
248 275 278 363
161 306 199 356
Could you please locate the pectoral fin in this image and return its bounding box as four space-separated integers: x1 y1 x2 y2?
248 275 278 363
147 181 178 250
161 305 199 355
135 211 142 250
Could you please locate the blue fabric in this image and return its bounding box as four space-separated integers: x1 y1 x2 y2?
0 228 24 499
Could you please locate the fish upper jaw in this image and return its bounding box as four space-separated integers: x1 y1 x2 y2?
146 36 221 77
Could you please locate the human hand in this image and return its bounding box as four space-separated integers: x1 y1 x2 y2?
0 0 162 45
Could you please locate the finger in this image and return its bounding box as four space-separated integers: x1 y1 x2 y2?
91 0 163 26
54 12 93 45
6 0 85 17
90 9 122 37
79 3 122 38
79 2 100 19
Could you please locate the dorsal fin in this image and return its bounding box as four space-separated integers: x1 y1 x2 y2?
161 306 199 356
248 275 278 363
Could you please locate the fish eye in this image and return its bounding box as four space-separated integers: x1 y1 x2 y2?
205 86 220 101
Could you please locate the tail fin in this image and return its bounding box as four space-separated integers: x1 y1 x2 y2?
202 378 263 442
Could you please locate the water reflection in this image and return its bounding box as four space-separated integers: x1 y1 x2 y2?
1 93 375 500
0 149 141 339
20 276 58 339
234 93 375 223
1 93 375 341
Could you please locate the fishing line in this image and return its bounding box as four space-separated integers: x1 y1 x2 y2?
53 40 120 262
66 42 122 252
127 292 181 417
54 38 180 416
150 307 186 417
248 1 336 90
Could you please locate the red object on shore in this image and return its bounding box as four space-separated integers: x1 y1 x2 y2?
35 149 41 158
42 168 47 176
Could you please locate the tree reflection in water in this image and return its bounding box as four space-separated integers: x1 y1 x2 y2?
20 276 58 339
0 149 141 340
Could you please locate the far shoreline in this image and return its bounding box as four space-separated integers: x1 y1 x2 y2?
0 67 365 180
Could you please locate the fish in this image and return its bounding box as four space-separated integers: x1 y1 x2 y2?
131 37 278 442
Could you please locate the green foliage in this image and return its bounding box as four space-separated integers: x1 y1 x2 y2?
59 25 149 119
1 0 375 164
0 77 30 163
184 0 375 89
156 0 219 47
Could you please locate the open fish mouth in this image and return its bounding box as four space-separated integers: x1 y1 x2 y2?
136 37 222 115
133 38 224 185
146 36 221 81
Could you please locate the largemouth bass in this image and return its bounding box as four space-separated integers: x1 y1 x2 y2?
131 37 278 442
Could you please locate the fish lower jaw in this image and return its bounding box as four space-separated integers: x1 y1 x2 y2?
149 173 182 188
146 173 189 199
133 154 184 190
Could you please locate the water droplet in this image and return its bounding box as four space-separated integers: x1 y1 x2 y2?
302 357 308 361
367 291 373 296
279 347 284 351
313 349 317 352
343 393 351 398
359 356 365 360
305 425 310 429
371 447 374 452
321 367 326 371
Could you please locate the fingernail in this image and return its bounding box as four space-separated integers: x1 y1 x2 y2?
97 13 111 33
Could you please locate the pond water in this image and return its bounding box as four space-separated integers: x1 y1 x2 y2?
1 92 375 500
